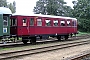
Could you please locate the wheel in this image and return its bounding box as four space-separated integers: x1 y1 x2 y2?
70 34 73 37
57 36 61 41
22 37 28 44
40 36 42 39
65 35 69 40
30 37 36 44
22 40 28 44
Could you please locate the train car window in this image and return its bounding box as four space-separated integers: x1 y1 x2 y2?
3 16 8 26
53 20 58 26
67 21 71 26
30 18 34 26
23 18 26 26
72 20 76 26
60 20 65 26
11 18 17 26
45 20 51 26
10 19 11 26
37 19 42 26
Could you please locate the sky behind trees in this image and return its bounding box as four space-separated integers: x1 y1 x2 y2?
7 0 77 14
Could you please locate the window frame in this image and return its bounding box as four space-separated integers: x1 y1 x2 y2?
53 20 58 26
67 20 71 26
60 20 65 26
11 18 17 26
45 19 51 26
37 19 42 26
3 16 8 26
72 20 77 26
22 18 27 26
30 18 34 26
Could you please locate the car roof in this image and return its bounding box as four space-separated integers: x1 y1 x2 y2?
0 7 12 14
12 13 77 20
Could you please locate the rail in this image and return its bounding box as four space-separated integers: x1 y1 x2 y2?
0 39 90 60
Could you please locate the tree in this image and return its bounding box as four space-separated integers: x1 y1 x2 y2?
33 0 72 16
0 0 16 13
73 0 90 32
0 0 7 7
73 0 90 18
63 5 73 17
8 1 16 13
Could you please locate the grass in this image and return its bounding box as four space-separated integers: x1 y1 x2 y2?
0 37 22 42
0 45 36 51
0 42 57 51
76 31 90 36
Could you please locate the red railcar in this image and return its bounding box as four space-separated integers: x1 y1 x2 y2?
10 14 77 44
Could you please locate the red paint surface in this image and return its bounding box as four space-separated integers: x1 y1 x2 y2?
10 15 77 36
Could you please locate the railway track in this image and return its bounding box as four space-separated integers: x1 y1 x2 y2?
0 38 90 60
65 50 90 60
0 34 90 48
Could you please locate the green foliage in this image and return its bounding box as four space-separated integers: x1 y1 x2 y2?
33 0 72 16
8 1 16 13
0 0 7 7
0 0 16 13
77 18 90 32
73 0 90 32
73 0 90 18
77 31 90 36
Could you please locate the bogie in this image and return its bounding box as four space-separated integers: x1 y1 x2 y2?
30 37 36 44
22 37 29 44
22 40 28 44
57 36 61 41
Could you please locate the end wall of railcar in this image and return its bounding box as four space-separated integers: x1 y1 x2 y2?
3 14 11 36
0 14 11 38
10 16 18 36
0 14 3 37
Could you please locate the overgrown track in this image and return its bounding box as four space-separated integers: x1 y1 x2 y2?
0 34 90 48
65 50 90 60
0 38 90 60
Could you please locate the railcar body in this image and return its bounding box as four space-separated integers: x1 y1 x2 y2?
0 7 12 39
10 14 77 44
